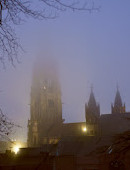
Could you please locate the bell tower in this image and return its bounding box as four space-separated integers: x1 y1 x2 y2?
111 87 125 114
85 87 100 136
28 58 62 147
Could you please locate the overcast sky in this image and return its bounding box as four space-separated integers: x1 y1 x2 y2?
0 0 130 142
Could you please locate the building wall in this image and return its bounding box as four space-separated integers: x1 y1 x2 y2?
100 113 130 137
28 61 62 147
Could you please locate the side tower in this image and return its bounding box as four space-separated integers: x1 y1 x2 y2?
85 88 100 136
28 59 62 147
111 88 125 114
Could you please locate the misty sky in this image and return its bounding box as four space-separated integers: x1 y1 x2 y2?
0 0 130 142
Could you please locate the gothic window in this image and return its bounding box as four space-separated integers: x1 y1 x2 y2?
48 99 54 107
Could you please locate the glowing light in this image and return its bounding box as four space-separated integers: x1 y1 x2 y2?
82 127 87 132
12 144 21 154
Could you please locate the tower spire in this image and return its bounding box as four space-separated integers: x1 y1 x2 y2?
114 87 122 107
111 87 125 114
88 85 96 107
85 86 100 135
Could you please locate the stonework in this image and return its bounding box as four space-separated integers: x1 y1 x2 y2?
28 60 62 147
111 88 126 114
28 60 130 148
85 88 100 136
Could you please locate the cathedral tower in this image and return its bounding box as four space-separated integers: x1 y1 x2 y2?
111 88 125 114
85 87 100 135
28 58 62 147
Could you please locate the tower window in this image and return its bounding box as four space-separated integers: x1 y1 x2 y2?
48 99 54 107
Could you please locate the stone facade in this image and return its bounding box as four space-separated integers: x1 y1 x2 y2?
28 60 62 147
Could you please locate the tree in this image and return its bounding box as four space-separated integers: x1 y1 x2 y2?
0 0 99 66
0 108 14 140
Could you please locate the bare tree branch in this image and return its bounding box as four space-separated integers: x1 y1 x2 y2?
0 108 14 139
0 0 100 66
0 107 21 141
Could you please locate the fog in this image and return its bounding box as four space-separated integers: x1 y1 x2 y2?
0 0 130 142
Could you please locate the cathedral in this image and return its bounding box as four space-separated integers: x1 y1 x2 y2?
27 60 130 147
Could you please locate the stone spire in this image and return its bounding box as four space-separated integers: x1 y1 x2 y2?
111 87 125 114
114 88 122 107
86 86 100 118
85 87 100 135
88 87 97 106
